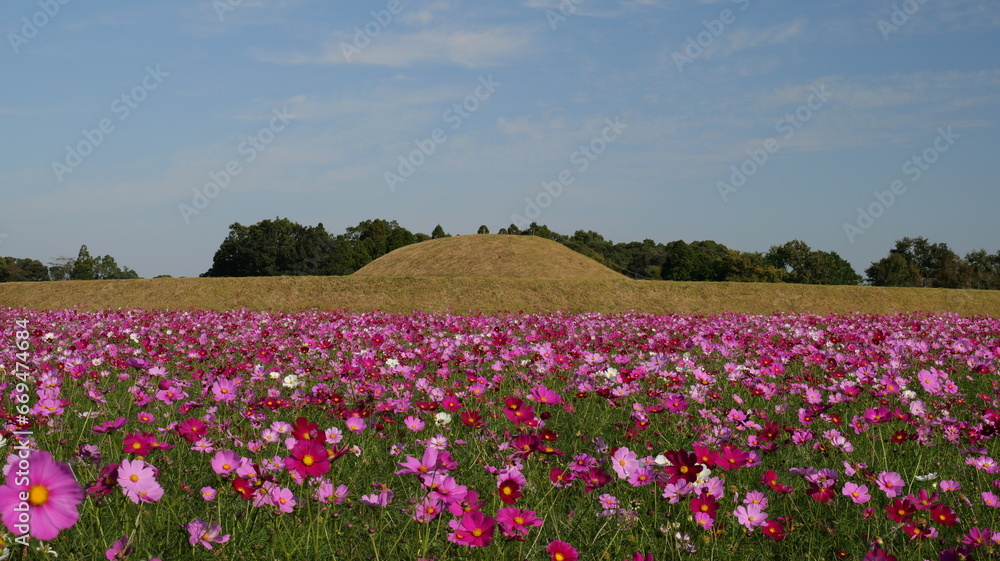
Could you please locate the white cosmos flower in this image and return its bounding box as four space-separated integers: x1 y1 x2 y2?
434 412 452 426
282 374 299 388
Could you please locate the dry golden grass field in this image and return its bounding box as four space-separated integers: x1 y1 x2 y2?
2 235 999 316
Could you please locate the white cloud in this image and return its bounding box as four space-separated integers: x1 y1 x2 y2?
258 27 535 68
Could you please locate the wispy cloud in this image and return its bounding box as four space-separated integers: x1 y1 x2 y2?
257 26 535 68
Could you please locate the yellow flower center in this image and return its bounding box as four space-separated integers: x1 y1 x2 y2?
222 463 231 471
555 554 566 561
302 455 314 466
28 484 49 506
130 474 140 482
471 529 483 537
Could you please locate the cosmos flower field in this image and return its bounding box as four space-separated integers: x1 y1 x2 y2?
1 308 999 560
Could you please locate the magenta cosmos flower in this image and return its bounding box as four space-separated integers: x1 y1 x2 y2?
448 511 495 547
284 440 330 478
0 451 84 540
547 540 579 561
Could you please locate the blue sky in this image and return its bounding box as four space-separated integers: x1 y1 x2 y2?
2 0 998 279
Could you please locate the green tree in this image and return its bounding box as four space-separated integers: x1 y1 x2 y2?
766 240 861 285
867 237 972 288
661 240 701 281
866 252 922 287
431 225 448 239
477 225 490 234
48 256 76 281
71 245 95 280
204 218 341 277
966 249 1000 290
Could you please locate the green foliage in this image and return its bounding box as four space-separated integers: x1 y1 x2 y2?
431 224 449 239
477 225 490 234
965 249 1000 290
766 240 862 285
71 244 96 280
0 256 49 282
867 237 973 288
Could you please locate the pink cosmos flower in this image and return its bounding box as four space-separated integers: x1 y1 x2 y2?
611 447 638 479
0 451 84 540
496 507 543 539
187 519 230 549
211 379 238 403
117 458 163 503
940 480 961 492
105 535 132 560
982 491 999 507
875 471 905 498
403 415 425 432
733 504 768 530
345 416 366 434
546 540 579 561
843 482 871 504
211 450 241 475
201 486 216 501
693 511 714 530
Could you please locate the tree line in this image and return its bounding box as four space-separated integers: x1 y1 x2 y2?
1 244 139 282
198 217 1000 289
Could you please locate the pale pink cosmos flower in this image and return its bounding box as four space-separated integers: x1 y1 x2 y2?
939 480 961 492
733 504 768 529
842 482 871 504
611 447 638 479
187 519 230 550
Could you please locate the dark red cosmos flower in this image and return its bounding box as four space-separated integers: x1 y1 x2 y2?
662 449 701 484
886 498 916 523
689 492 719 519
122 432 157 456
902 522 932 540
441 396 463 412
583 467 612 492
498 479 521 504
760 520 786 541
549 468 574 487
459 409 486 428
718 445 750 471
693 443 723 468
504 404 536 426
85 463 120 498
291 416 325 442
807 483 835 503
929 504 958 526
513 435 538 456
232 477 256 500
176 417 207 443
761 469 794 494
